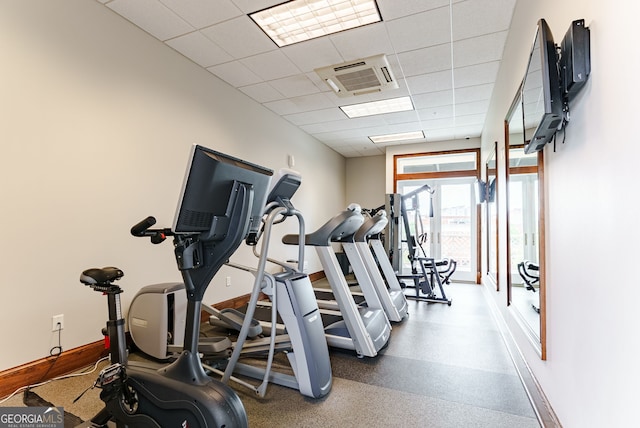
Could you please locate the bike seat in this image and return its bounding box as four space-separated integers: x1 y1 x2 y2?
80 267 124 285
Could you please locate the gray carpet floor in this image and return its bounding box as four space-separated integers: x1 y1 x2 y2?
2 282 540 427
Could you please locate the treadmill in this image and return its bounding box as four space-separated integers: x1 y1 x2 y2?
283 204 391 358
353 210 409 322
313 210 408 323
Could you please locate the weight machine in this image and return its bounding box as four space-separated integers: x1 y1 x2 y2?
383 185 456 305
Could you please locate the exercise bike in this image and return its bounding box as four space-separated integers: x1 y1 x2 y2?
80 264 246 428
77 145 273 427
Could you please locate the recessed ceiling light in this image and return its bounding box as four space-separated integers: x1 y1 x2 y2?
250 0 382 47
369 131 425 144
340 96 414 118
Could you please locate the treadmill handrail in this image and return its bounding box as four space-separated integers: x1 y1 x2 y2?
283 205 363 247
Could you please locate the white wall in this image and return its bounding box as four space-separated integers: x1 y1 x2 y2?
345 155 386 210
482 1 640 426
0 1 345 372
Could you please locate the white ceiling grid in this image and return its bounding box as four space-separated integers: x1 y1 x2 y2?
100 0 517 157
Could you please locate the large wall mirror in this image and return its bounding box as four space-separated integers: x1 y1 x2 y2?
486 143 498 289
505 88 547 359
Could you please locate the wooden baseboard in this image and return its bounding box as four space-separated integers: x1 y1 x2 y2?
1 271 327 400
309 270 326 282
0 340 108 400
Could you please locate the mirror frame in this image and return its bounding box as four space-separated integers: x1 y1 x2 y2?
486 142 498 290
505 85 547 360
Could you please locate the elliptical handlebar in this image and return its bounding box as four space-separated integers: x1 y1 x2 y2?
130 216 174 244
130 216 156 235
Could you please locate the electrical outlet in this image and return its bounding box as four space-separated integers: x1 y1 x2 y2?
226 276 232 287
52 314 64 331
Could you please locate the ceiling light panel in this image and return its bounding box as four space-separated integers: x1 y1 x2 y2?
340 96 414 118
369 131 424 144
250 0 382 47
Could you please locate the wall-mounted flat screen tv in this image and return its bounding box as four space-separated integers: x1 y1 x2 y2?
521 19 563 154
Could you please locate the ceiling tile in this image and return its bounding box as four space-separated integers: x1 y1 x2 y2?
453 31 508 68
422 117 455 130
395 44 451 77
381 110 422 125
107 0 193 41
455 100 490 116
452 0 516 41
238 82 284 103
161 0 242 29
406 70 453 95
367 122 425 137
454 125 483 139
207 61 262 87
281 38 344 73
412 90 454 109
453 61 500 88
284 108 347 126
385 7 451 53
166 31 232 67
264 93 335 115
229 0 281 13
303 117 373 134
355 146 385 156
426 128 456 141
455 113 486 126
201 16 276 59
335 146 370 157
310 130 356 143
378 0 450 21
455 83 494 103
240 50 301 81
329 22 394 61
418 104 454 120
269 75 322 98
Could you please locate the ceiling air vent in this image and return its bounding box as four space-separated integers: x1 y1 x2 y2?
315 54 399 98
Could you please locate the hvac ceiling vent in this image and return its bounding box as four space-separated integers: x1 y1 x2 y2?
315 54 399 98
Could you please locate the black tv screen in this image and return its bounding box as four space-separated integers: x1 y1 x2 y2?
521 19 563 154
172 145 273 240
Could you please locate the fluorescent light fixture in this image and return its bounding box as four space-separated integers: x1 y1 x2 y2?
250 0 381 47
369 131 425 144
340 96 414 118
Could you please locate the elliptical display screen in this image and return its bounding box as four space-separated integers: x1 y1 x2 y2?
172 145 273 240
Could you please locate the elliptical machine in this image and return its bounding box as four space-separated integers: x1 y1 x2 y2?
128 170 333 399
78 145 273 427
207 169 333 399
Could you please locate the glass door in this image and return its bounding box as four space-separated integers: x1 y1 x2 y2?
397 177 477 282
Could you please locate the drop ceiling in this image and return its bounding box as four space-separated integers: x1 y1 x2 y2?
96 0 517 157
